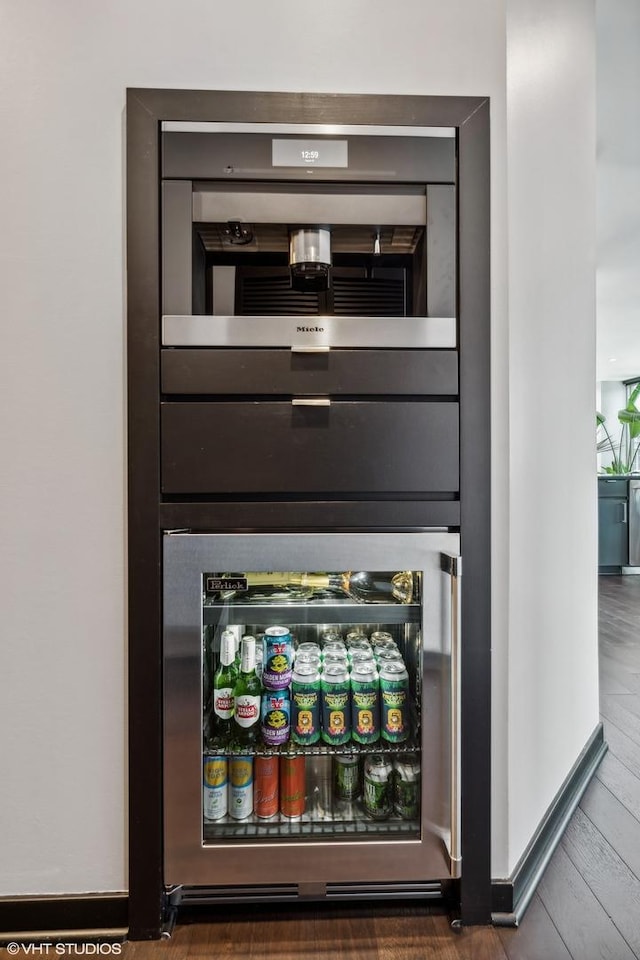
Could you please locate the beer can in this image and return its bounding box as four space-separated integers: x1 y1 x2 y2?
254 755 279 819
363 755 393 820
376 648 404 667
345 628 368 645
228 755 253 820
291 663 321 745
294 650 322 671
262 626 294 690
296 641 321 658
323 639 347 657
333 753 361 800
379 661 410 743
393 754 421 820
280 754 306 818
370 630 394 646
347 637 372 654
320 663 351 745
350 662 381 745
203 754 228 821
322 650 349 669
349 647 376 669
260 690 291 746
320 629 343 645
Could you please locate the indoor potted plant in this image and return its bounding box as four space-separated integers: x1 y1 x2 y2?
597 382 640 474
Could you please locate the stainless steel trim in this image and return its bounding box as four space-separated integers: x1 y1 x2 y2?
629 480 640 565
162 315 456 349
163 531 459 886
622 502 628 524
291 345 330 353
192 189 426 226
441 550 462 874
162 121 456 138
291 397 330 407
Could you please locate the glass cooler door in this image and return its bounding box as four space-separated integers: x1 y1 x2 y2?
163 532 460 889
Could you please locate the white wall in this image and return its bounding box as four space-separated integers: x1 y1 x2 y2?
0 0 597 896
505 0 599 870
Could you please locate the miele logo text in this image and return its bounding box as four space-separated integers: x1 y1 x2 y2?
296 325 325 333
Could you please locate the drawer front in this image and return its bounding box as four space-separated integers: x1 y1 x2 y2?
161 401 459 495
598 478 628 498
161 349 458 396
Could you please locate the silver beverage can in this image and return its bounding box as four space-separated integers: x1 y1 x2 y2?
323 639 348 657
370 631 394 646
203 754 228 821
363 755 394 820
296 641 322 660
228 755 254 820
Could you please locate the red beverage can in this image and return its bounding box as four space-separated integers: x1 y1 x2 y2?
254 756 279 819
280 754 306 818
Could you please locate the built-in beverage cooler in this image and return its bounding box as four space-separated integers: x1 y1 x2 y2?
126 90 490 936
164 533 460 900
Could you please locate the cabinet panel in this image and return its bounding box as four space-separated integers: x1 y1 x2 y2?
161 349 458 396
598 497 628 567
161 401 459 495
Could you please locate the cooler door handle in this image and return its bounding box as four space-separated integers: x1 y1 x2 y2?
291 397 331 407
441 551 462 877
622 502 628 524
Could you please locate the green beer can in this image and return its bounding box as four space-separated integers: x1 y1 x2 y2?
291 662 321 745
393 754 421 820
320 663 351 745
350 662 380 745
379 661 410 743
363 754 393 819
333 754 361 800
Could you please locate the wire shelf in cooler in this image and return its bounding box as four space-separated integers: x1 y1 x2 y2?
202 600 421 627
205 741 422 758
203 813 420 843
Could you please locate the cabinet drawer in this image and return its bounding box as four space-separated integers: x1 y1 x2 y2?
598 478 628 498
161 349 458 396
161 401 459 495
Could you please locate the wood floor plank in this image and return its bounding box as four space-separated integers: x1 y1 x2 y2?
580 775 640 881
374 912 462 960
605 692 640 722
602 716 640 778
596 749 640 823
537 844 636 960
600 693 640 748
497 893 572 960
561 806 640 957
428 916 508 960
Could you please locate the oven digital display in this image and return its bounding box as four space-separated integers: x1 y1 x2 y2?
272 139 348 168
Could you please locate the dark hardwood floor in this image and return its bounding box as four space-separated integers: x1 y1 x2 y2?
122 575 640 960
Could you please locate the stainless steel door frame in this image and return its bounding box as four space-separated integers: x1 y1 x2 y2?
629 480 640 566
163 530 459 888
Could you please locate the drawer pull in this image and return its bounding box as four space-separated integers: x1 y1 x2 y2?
292 397 331 407
291 345 330 353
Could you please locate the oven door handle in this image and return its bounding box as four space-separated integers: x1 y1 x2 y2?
441 551 462 877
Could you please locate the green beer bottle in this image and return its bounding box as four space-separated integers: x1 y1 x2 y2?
211 629 238 744
233 635 262 745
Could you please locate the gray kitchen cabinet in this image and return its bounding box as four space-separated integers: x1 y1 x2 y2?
598 478 629 571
